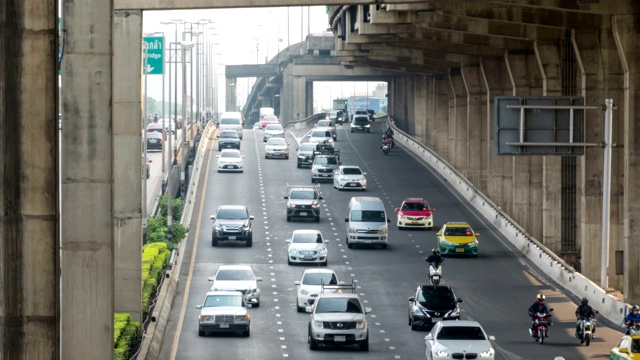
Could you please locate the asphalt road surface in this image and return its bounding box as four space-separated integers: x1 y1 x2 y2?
157 121 623 360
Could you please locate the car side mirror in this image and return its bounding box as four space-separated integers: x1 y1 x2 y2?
246 304 253 308
387 218 391 223
424 334 433 341
345 218 349 222
196 304 202 309
489 335 496 341
242 155 246 158
305 306 313 313
436 232 442 236
457 298 463 303
619 347 629 354
256 277 263 282
216 155 220 158
286 239 291 243
207 277 214 282
364 307 372 314
408 296 415 302
283 196 288 199
318 196 324 200
431 208 435 211
294 281 300 286
476 233 480 236
394 208 399 211
249 216 255 220
210 215 216 220
148 159 153 163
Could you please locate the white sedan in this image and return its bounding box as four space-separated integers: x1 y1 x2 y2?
265 137 289 159
263 123 285 142
294 269 341 312
425 320 495 360
286 229 328 266
216 149 245 173
333 165 366 190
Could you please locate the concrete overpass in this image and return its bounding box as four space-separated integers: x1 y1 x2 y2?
1 0 639 359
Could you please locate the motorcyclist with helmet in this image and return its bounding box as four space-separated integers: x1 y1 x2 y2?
624 305 640 335
528 294 552 336
575 297 597 339
425 249 444 269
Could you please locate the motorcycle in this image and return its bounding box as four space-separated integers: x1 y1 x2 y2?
576 315 597 346
428 262 443 285
626 320 640 335
381 142 390 155
530 308 553 345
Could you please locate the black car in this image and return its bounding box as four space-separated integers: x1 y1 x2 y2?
146 132 164 151
210 205 254 247
217 130 241 151
296 142 316 168
408 285 462 330
350 115 371 133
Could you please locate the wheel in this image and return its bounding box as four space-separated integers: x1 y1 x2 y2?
288 258 292 265
410 318 418 331
538 329 544 345
585 334 591 346
381 244 388 249
285 155 289 159
286 216 291 222
198 329 205 337
212 237 218 247
297 300 304 313
246 234 253 247
311 178 315 183
218 146 221 151
347 241 353 249
265 154 269 159
322 260 328 266
366 129 370 133
243 328 250 337
315 216 320 222
309 333 319 350
253 301 260 308
359 336 369 351
297 162 301 168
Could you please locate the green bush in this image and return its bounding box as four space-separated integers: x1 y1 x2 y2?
114 313 140 360
157 195 185 221
141 242 170 317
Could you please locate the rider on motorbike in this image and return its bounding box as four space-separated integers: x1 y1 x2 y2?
575 297 597 338
624 305 640 335
425 249 444 269
528 294 552 336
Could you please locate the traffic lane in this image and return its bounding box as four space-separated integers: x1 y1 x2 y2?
345 121 622 358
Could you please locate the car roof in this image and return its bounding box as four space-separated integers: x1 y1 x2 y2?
340 165 361 170
217 264 254 271
265 124 283 129
219 149 241 155
217 205 247 210
147 132 162 137
205 290 244 297
293 229 321 235
316 293 359 300
438 320 483 328
302 268 336 275
219 130 238 134
445 221 472 227
403 198 427 203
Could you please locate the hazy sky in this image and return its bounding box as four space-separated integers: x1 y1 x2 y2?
142 6 380 115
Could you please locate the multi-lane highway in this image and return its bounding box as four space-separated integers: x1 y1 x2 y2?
157 120 623 359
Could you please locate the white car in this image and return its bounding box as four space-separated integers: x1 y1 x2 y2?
315 120 337 140
265 137 289 159
333 165 366 190
286 229 328 266
196 291 250 337
209 265 263 307
424 320 495 360
294 269 341 312
216 149 244 172
308 129 334 145
263 124 285 142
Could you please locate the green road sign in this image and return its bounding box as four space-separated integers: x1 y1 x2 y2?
143 36 164 75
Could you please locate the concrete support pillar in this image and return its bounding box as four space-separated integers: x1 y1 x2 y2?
225 77 237 113
305 81 313 118
612 15 640 301
281 63 306 122
447 70 467 174
413 75 428 144
0 1 59 358
480 57 509 210
424 76 437 148
391 76 411 132
434 76 450 159
61 0 114 358
461 65 484 188
534 41 563 255
113 10 143 322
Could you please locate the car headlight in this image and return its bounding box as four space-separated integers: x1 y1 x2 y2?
364 124 371 128
435 350 449 357
289 249 298 255
413 307 427 317
479 348 495 358
379 227 388 234
358 178 366 183
200 315 213 321
299 288 309 295
287 203 296 209
318 248 327 255
311 204 318 209
313 320 324 328
348 227 358 233
440 239 458 246
214 224 222 231
468 240 479 246
355 320 366 329
234 314 250 321
242 223 250 230
298 155 305 159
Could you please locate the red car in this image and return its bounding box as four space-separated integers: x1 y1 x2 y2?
259 115 280 129
395 198 435 230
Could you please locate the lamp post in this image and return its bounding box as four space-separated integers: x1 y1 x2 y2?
181 41 195 195
192 30 203 129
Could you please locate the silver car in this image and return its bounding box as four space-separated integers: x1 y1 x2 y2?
196 291 251 337
311 155 339 183
308 129 334 145
315 120 337 141
209 265 263 306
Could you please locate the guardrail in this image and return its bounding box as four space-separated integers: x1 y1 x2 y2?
385 116 629 328
283 113 327 129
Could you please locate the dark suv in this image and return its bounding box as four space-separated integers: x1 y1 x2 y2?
407 285 462 330
217 130 241 151
210 205 254 247
284 185 323 222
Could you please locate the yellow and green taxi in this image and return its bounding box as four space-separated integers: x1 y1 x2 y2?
436 221 479 257
611 334 640 359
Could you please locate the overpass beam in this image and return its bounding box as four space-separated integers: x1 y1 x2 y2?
61 0 114 358
226 77 237 112
461 64 485 189
0 1 59 358
447 69 468 175
113 10 143 322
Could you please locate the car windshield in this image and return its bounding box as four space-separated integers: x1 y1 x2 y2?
220 118 241 125
354 117 369 124
289 190 317 200
217 208 248 220
266 124 283 131
437 326 486 341
444 227 474 236
203 294 244 308
311 131 330 138
632 339 640 353
314 157 338 165
342 167 362 175
220 151 241 158
292 232 323 244
350 210 385 222
147 133 162 139
315 298 362 314
417 287 456 308
300 144 315 152
263 115 278 121
402 202 429 211
302 273 338 286
317 121 332 127
216 269 254 281
267 138 286 146
219 132 238 139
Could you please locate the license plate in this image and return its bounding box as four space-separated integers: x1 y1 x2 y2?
228 236 236 240
349 184 357 187
411 221 418 224
365 240 372 244
456 248 465 252
304 256 313 260
431 317 442 322
334 335 346 342
149 140 157 143
299 212 307 216
225 165 232 169
220 324 230 328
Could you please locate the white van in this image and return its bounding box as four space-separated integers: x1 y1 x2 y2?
218 112 244 139
345 197 390 249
